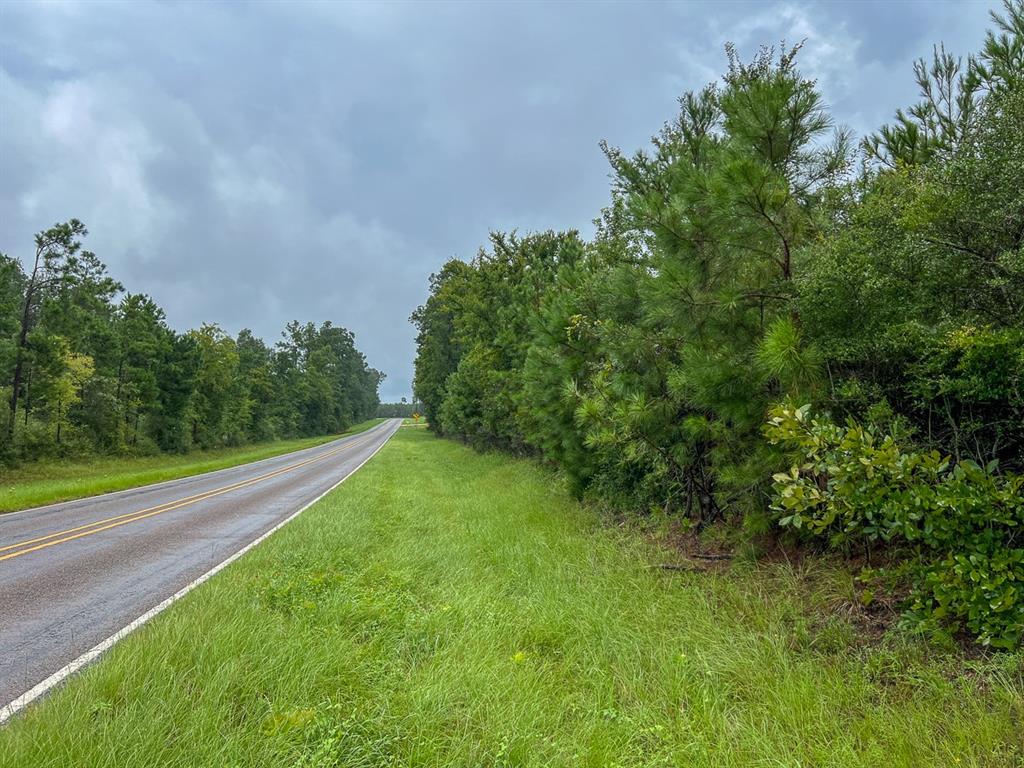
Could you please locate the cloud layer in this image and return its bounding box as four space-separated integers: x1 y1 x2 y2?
0 1 996 399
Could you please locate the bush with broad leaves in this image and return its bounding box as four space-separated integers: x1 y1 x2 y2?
765 403 1024 648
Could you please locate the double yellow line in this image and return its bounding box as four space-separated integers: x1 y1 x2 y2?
0 433 375 564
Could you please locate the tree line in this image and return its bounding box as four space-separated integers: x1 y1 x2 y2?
1 221 382 460
376 401 418 418
413 2 1024 647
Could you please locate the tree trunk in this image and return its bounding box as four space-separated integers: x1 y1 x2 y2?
23 369 31 427
7 241 46 443
8 283 35 442
115 356 124 403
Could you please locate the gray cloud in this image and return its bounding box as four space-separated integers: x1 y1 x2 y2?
0 0 997 399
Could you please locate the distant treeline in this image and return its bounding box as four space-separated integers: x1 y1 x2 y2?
1 222 382 461
377 402 418 418
413 3 1024 647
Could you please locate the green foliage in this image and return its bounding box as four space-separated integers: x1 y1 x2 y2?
412 230 585 450
375 401 417 418
410 9 1024 646
865 0 1024 167
1 223 382 463
800 82 1024 470
0 420 382 514
410 259 475 431
766 404 1024 647
4 429 1019 766
756 317 822 399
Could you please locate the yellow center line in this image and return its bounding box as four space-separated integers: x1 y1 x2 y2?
0 437 364 555
0 433 375 564
0 448 335 557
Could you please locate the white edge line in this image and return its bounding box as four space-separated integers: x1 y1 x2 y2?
1 420 391 519
0 419 401 726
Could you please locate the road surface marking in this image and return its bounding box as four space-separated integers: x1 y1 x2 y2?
0 436 367 554
0 434 374 564
0 420 398 725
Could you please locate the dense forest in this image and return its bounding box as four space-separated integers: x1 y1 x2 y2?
413 2 1024 647
0 221 382 461
376 401 419 418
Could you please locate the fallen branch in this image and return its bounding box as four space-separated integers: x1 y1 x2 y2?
649 563 706 573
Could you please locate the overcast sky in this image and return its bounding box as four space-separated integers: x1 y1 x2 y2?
0 0 998 400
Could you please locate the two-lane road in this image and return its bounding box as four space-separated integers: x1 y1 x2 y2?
0 418 401 718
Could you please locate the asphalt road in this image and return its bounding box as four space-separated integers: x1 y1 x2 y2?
0 418 401 714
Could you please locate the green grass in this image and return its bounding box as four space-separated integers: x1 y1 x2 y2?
0 419 384 514
3 428 1022 766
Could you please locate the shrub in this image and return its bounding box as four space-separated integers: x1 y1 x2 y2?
765 403 1024 648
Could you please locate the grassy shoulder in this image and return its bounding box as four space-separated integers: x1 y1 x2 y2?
3 428 1021 767
0 419 384 514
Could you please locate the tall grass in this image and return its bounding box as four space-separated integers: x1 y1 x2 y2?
0 419 384 513
2 428 1021 766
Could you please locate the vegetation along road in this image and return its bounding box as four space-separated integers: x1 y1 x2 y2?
1 427 1019 766
0 419 401 721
